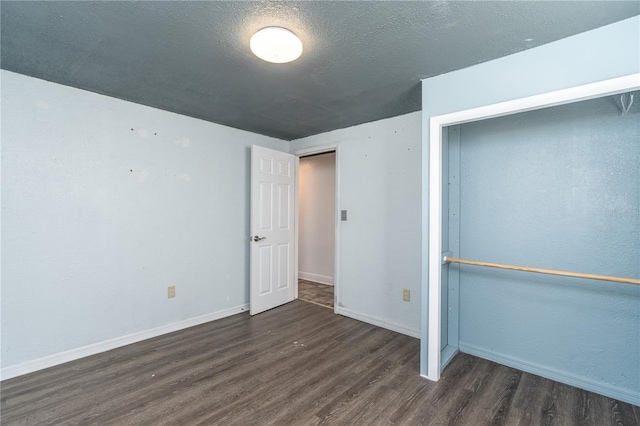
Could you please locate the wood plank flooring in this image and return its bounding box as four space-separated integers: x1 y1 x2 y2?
2 300 638 425
298 279 334 308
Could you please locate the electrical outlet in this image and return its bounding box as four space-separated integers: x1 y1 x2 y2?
402 289 410 302
168 286 176 298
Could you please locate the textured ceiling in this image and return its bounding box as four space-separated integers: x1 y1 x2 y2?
2 1 639 140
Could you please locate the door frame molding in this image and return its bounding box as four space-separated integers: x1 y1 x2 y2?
292 143 340 312
425 73 640 381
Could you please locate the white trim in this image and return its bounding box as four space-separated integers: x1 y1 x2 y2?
336 307 420 339
426 73 640 382
428 114 443 380
298 271 334 285
334 147 341 314
293 144 338 157
460 343 640 406
294 155 300 300
0 304 248 381
292 143 340 314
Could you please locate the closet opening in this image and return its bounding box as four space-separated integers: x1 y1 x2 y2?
427 74 639 405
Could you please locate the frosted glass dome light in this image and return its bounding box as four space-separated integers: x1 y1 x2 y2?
250 27 303 64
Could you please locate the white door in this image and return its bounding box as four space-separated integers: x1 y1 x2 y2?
250 145 296 315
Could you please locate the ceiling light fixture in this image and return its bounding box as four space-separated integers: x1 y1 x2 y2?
250 27 303 64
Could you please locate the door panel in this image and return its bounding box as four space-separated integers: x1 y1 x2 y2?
278 184 290 229
259 246 272 295
250 145 296 315
277 243 290 289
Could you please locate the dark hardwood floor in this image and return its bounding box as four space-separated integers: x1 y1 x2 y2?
298 279 334 308
2 300 638 425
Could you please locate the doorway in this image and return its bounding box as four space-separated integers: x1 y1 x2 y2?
294 145 339 310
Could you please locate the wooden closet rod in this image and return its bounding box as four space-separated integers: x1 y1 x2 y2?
443 257 640 285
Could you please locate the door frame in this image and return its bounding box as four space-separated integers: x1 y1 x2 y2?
425 73 640 381
293 143 340 312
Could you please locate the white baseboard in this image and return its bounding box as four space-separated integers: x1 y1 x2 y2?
1 304 249 381
335 307 420 339
459 342 640 406
298 272 334 286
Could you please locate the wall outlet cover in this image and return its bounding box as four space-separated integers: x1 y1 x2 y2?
402 289 410 302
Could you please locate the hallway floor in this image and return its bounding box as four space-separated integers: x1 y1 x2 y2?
298 279 334 308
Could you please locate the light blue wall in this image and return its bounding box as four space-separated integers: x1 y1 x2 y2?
291 112 422 337
422 17 640 118
453 96 639 402
1 71 287 368
421 16 640 403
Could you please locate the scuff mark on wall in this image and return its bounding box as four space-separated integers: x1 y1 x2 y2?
36 100 50 109
174 137 190 148
176 173 190 182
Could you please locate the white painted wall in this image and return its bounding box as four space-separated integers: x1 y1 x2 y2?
291 112 421 337
298 153 336 285
0 71 287 373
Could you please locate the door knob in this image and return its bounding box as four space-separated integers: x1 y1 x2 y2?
253 236 266 242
